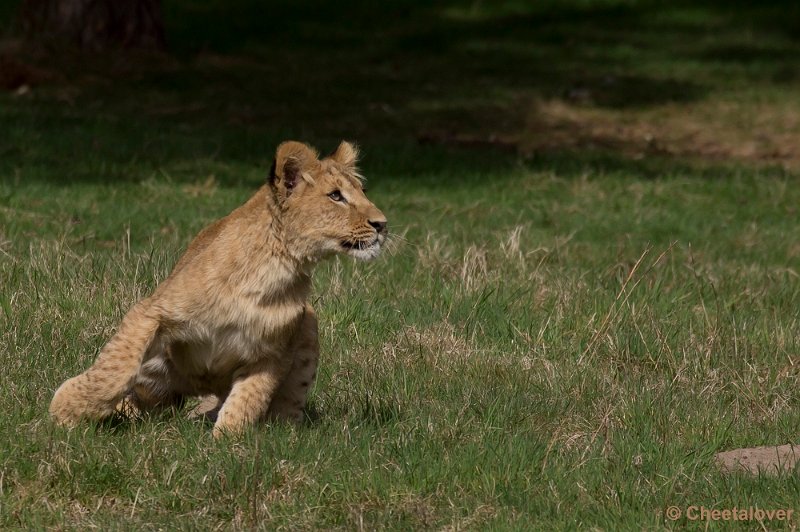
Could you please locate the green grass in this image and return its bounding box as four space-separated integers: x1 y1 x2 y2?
2 0 800 529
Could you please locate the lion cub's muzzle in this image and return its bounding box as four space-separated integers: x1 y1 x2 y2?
343 214 387 261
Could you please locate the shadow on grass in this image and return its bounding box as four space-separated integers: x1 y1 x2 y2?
93 399 328 432
95 412 136 434
1 0 799 185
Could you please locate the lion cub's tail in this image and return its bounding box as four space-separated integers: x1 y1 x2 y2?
49 299 161 427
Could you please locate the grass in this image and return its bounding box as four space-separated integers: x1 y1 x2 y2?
1 0 800 528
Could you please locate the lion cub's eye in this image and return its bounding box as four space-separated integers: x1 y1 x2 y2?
328 190 345 203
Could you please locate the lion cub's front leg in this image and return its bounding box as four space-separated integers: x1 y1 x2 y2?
213 306 318 436
50 299 161 427
266 305 319 423
213 357 292 438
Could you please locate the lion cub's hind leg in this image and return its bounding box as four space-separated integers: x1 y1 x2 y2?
266 305 320 424
187 395 222 422
117 354 186 419
49 300 161 427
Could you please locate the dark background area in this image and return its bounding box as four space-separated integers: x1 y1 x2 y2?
1 0 799 187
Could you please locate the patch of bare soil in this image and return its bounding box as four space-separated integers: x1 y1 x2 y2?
715 444 799 476
420 98 800 169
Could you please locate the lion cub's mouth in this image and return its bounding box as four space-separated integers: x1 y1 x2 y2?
340 236 383 260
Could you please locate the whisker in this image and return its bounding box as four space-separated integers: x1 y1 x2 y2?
389 236 414 248
383 234 416 255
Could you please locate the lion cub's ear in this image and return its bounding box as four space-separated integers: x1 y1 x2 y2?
271 141 319 198
330 141 359 167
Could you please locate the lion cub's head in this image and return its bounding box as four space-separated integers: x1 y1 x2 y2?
269 140 387 262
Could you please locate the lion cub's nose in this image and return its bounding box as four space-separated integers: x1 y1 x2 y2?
369 219 387 234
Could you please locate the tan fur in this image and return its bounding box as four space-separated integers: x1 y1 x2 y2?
49 141 387 438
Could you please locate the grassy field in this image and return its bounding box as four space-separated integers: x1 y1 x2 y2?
1 0 800 529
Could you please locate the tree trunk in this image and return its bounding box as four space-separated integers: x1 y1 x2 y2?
20 0 166 51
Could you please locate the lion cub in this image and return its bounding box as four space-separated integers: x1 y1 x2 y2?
49 141 387 437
